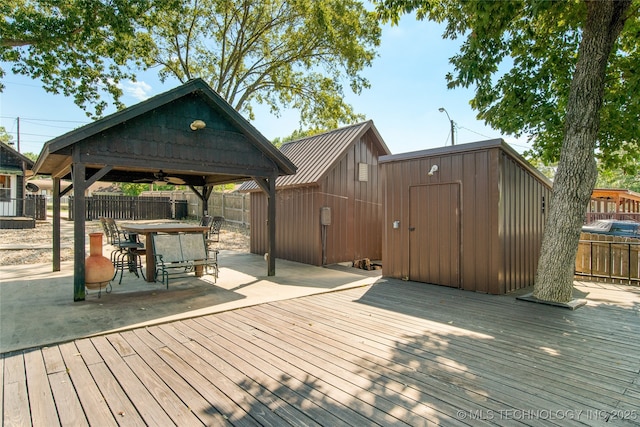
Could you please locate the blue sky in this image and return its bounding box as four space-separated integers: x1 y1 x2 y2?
0 15 531 158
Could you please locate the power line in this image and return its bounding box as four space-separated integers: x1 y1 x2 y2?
457 125 495 140
0 115 89 124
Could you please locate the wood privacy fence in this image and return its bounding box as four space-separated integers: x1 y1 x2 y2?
69 195 173 220
575 232 640 284
68 191 250 226
24 195 47 220
138 190 250 227
0 195 46 219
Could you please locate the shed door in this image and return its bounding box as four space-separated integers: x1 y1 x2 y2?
409 184 461 287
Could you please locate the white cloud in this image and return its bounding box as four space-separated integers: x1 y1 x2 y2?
123 80 153 101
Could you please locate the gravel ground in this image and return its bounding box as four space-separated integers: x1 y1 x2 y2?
0 219 250 266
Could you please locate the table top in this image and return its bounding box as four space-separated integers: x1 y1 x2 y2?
120 223 209 234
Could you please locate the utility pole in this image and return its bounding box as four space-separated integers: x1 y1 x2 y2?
16 117 21 152
438 108 455 145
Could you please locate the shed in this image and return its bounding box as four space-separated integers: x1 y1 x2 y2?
380 139 552 294
32 78 296 300
0 142 35 228
240 120 391 266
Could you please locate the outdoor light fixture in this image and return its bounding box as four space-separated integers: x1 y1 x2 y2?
190 120 206 131
438 107 455 145
428 164 439 176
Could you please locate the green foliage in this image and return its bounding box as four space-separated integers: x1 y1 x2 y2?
375 0 640 173
0 126 13 144
213 183 237 192
120 183 149 196
272 127 326 147
596 160 640 192
3 0 380 127
138 0 380 129
21 151 38 161
1 0 162 117
527 157 557 181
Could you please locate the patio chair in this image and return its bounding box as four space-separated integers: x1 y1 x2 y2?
105 218 146 284
98 217 112 244
200 215 214 238
208 216 225 244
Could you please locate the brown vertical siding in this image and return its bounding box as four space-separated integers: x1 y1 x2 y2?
250 187 322 265
320 132 383 264
249 129 385 266
498 152 551 293
381 140 551 294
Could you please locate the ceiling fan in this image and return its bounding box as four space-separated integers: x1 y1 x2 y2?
133 170 185 185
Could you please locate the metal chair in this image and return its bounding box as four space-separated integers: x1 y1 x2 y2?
200 215 214 237
208 216 225 243
105 218 146 284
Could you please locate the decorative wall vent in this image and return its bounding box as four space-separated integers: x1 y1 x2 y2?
358 163 369 182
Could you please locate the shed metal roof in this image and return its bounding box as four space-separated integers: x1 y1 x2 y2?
239 120 390 191
380 138 553 188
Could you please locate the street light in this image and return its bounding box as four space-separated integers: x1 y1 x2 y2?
438 107 455 145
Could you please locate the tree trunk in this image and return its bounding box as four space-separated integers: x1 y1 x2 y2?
533 0 631 302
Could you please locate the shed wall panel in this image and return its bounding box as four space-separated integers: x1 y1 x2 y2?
498 152 550 293
250 188 321 265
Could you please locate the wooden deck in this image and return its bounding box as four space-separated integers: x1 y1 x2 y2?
3 280 640 426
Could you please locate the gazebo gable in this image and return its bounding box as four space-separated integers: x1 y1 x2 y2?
33 78 296 184
74 93 282 183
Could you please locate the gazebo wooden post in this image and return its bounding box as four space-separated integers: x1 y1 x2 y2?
203 185 213 217
72 162 87 301
267 173 277 276
52 177 61 272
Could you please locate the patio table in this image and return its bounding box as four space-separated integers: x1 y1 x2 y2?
120 223 210 282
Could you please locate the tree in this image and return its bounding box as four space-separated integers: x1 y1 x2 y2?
0 126 13 145
597 164 640 193
137 0 380 128
376 0 638 302
1 0 161 117
120 183 150 197
22 152 38 162
272 127 326 148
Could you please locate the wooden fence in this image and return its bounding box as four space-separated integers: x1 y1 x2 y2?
67 191 250 226
24 195 47 220
0 195 46 219
68 195 173 220
138 190 250 227
575 232 640 284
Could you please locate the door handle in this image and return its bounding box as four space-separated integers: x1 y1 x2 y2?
408 227 415 231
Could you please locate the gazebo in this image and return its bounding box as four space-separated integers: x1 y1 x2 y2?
586 188 640 223
32 79 296 301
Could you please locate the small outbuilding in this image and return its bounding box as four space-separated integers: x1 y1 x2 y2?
380 139 552 294
240 120 391 266
0 142 35 228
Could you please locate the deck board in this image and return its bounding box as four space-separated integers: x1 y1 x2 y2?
3 280 640 426
91 336 175 426
24 349 61 427
3 353 30 427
